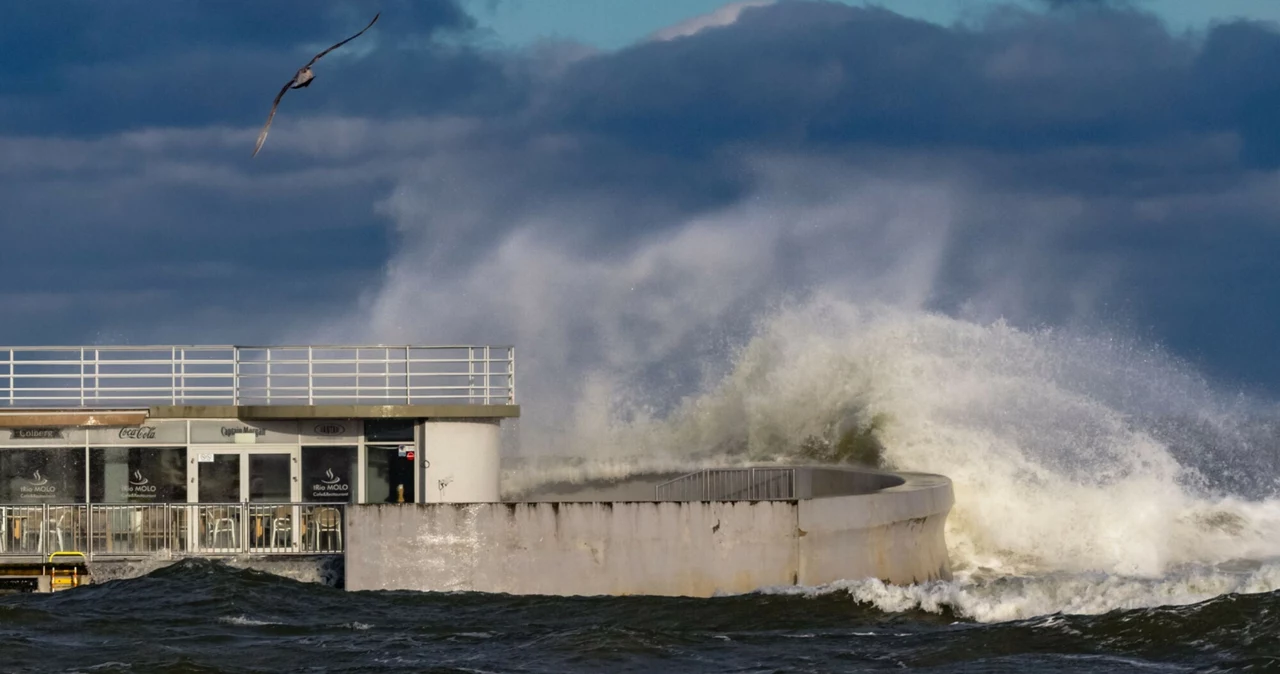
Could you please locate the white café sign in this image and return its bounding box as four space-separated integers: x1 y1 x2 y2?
189 420 298 444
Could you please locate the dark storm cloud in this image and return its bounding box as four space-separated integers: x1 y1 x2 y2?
5 0 1280 392
0 0 500 134
549 3 1206 163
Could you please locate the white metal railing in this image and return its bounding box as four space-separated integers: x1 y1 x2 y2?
0 503 345 559
0 345 515 408
655 468 797 501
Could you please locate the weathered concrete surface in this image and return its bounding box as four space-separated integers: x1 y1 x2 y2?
0 410 149 428
346 501 799 596
797 471 954 586
345 470 954 596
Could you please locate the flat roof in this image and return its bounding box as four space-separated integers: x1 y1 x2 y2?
0 404 520 428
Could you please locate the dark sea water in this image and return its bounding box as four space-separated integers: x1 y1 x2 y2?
0 561 1276 673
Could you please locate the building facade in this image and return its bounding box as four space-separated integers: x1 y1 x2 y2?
0 345 518 560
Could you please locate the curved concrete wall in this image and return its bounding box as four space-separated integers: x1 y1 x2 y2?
421 419 501 503
797 471 954 585
344 468 954 596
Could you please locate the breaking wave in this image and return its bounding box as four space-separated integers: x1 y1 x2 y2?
509 294 1280 620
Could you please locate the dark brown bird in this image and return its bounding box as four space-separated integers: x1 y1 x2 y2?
252 12 381 157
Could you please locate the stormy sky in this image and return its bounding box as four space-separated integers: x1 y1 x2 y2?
4 0 1280 428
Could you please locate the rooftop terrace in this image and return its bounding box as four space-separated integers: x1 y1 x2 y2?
0 345 518 422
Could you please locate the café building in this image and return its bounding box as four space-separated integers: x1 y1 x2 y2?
0 345 519 559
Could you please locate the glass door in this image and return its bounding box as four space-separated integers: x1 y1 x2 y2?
190 450 240 551
247 450 299 552
188 448 300 552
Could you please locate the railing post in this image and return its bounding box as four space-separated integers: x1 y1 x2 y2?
483 346 490 405
79 347 86 407
404 347 411 404
266 348 272 406
509 347 516 404
171 346 178 404
308 346 314 405
232 347 240 406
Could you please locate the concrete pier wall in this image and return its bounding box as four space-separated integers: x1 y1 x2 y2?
797 472 954 586
345 500 799 596
344 469 954 597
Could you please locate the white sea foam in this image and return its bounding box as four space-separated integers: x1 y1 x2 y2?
218 615 282 627
501 297 1280 619
763 560 1280 623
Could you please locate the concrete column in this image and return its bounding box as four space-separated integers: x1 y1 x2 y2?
420 419 500 503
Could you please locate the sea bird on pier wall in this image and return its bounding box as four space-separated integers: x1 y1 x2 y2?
252 12 381 157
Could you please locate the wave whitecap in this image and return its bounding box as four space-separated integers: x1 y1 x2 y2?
509 296 1280 618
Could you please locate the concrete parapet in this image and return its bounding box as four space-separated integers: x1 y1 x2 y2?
344 468 954 597
797 471 954 586
345 501 798 596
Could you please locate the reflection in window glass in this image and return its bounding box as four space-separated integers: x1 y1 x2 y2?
365 445 414 503
198 454 240 503
364 420 415 443
90 447 187 503
0 448 86 503
249 454 291 502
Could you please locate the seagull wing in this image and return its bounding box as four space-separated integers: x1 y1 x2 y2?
252 79 295 157
304 12 380 69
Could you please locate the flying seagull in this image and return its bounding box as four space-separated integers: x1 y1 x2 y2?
252 12 380 157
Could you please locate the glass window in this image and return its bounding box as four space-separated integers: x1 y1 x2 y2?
302 446 356 503
90 447 187 503
198 454 240 503
0 448 86 503
365 420 415 443
365 445 414 503
248 454 291 502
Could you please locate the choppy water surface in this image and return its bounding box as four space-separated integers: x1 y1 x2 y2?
0 560 1275 673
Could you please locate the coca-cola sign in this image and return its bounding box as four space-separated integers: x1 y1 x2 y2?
88 423 184 445
118 426 157 440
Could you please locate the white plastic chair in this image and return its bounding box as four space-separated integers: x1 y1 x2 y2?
207 507 238 548
312 507 342 551
271 506 293 549
47 507 70 552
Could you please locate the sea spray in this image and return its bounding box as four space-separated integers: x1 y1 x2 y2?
505 294 1280 615
761 561 1280 623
